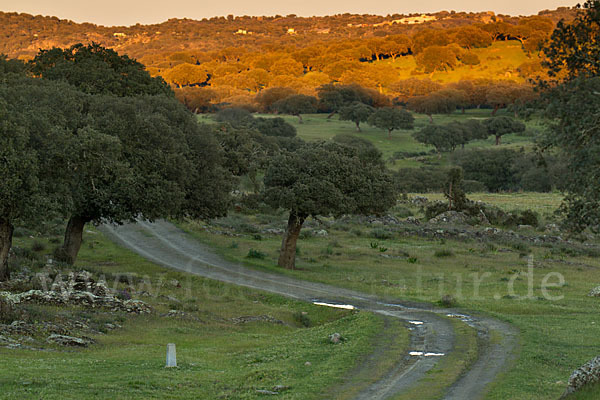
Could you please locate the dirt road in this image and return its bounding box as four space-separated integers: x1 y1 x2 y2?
101 220 518 399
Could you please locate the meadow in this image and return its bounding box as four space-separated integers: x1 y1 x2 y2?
0 227 405 399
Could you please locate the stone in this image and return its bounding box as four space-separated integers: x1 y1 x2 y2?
405 216 420 225
46 334 91 347
561 356 600 398
304 361 312 366
313 229 329 237
255 389 278 395
329 332 342 344
166 343 177 367
518 225 533 230
428 211 470 225
411 196 429 205
588 286 600 297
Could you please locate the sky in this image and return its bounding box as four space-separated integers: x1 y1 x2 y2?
0 0 575 26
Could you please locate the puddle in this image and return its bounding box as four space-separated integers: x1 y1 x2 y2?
313 302 356 310
408 321 424 325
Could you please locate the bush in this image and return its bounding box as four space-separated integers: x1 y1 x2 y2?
31 240 46 252
214 107 254 127
463 180 487 193
370 229 394 240
394 167 447 193
293 311 311 327
246 249 266 259
0 298 21 324
517 210 539 227
453 149 519 192
254 117 297 137
434 249 454 258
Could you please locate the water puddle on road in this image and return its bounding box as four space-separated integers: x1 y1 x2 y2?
313 302 356 310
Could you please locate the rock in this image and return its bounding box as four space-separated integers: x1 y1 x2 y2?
272 385 290 392
329 332 342 344
411 196 429 205
313 229 329 237
428 211 470 225
405 216 420 225
231 315 284 325
518 225 533 230
169 279 181 288
46 334 92 347
545 223 560 233
304 361 312 366
588 286 600 297
263 228 285 235
561 356 600 398
256 389 278 395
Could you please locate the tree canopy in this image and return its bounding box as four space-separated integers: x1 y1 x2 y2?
263 142 396 268
367 107 414 138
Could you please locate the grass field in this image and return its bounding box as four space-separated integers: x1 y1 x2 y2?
0 227 408 399
376 41 531 84
198 107 539 169
179 192 600 400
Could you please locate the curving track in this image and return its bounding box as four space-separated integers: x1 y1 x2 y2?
100 220 518 400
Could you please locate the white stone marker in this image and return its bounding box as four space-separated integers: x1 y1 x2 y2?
166 343 177 367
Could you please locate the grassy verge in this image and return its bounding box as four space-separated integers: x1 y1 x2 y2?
1 226 404 399
179 193 600 399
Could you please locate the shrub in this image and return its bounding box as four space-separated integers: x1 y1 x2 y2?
371 229 394 240
246 249 266 259
0 298 22 324
31 240 46 252
440 294 456 307
293 311 311 327
434 249 454 257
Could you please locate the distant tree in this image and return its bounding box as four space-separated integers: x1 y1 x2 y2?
163 63 208 87
29 43 171 97
255 87 296 112
411 29 451 54
215 107 254 127
263 142 396 269
453 26 493 49
483 116 526 145
412 124 455 156
389 78 442 101
415 45 461 74
407 91 460 122
338 102 375 132
444 167 468 211
174 87 218 113
367 107 414 138
273 94 317 123
253 117 297 137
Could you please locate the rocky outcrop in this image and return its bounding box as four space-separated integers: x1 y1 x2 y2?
561 356 600 398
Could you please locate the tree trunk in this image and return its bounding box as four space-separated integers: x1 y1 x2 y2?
297 114 303 124
327 111 337 119
278 211 306 270
58 216 88 265
428 114 433 123
356 122 361 132
496 135 501 145
388 129 392 139
0 219 13 281
491 106 499 116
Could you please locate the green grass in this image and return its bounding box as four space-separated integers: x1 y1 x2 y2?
198 107 538 170
179 194 600 399
1 228 409 399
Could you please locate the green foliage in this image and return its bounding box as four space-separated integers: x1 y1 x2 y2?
367 107 414 138
254 117 297 137
263 141 396 219
273 94 318 118
338 102 375 131
246 248 267 259
28 43 171 97
444 167 468 211
543 1 600 78
483 116 526 145
214 107 253 127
